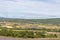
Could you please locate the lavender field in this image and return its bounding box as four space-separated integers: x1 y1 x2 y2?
0 36 59 40
0 36 17 40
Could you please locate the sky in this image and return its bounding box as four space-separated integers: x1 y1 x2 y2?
0 0 60 19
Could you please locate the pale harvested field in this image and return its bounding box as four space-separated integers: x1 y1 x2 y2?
0 36 59 40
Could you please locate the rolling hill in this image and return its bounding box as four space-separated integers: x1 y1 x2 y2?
0 17 60 25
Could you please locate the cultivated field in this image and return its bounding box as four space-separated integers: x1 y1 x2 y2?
0 18 60 40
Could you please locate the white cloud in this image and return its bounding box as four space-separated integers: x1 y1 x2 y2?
0 0 60 19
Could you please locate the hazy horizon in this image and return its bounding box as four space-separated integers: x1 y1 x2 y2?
0 0 60 19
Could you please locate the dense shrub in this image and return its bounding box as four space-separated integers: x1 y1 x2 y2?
0 28 57 38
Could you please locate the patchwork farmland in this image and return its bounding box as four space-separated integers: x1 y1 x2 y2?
0 18 60 40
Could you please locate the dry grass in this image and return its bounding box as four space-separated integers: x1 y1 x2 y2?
19 38 59 40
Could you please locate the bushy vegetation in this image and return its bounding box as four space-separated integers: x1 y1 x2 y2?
0 28 57 38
